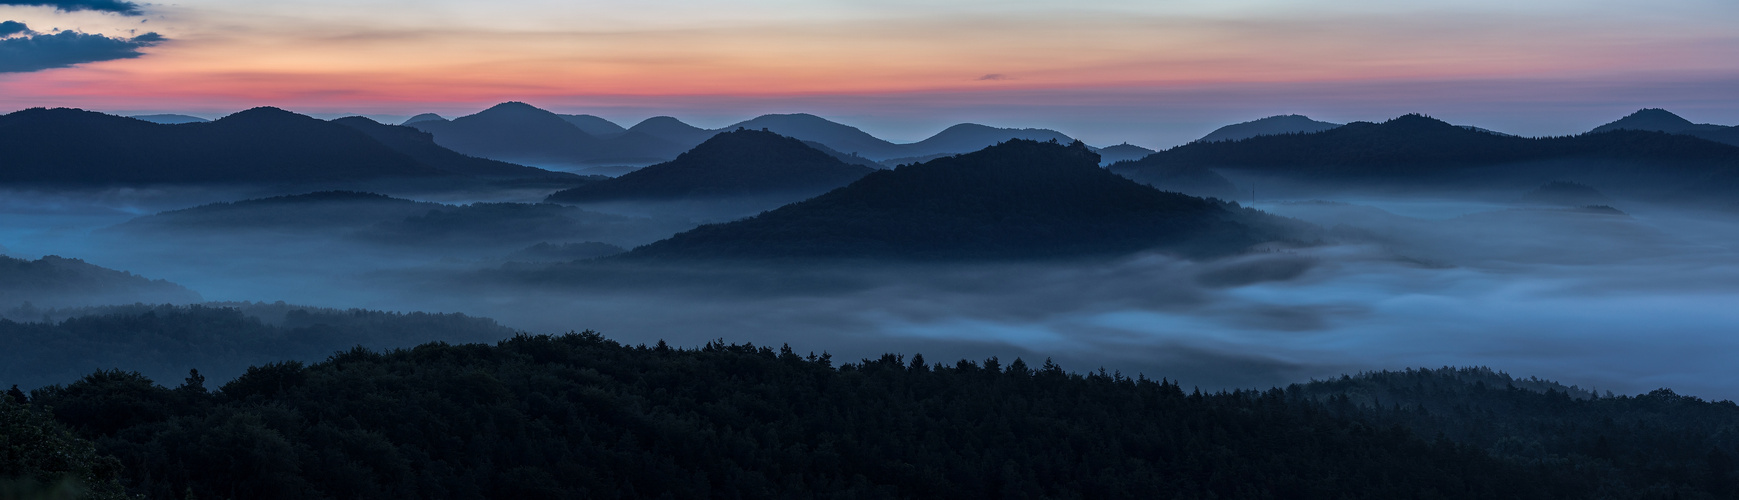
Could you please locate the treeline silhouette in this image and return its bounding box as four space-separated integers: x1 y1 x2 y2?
1126 114 1739 173
0 304 513 390
7 327 1737 498
1 332 1551 499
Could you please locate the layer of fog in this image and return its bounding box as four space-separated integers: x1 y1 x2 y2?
5 187 1739 399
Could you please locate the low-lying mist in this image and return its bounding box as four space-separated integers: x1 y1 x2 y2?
5 187 1739 400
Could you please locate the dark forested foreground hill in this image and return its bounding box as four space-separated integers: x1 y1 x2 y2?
0 254 200 310
6 329 1736 499
1291 367 1739 497
625 139 1316 260
0 107 576 187
1113 113 1739 201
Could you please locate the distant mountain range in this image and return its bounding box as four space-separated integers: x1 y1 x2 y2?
621 139 1314 261
545 129 874 205
0 107 578 186
1113 113 1739 201
1196 115 1342 143
1 254 201 310
1589 108 1739 147
403 102 1093 168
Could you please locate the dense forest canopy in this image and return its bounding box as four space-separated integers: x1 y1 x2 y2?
4 324 1734 499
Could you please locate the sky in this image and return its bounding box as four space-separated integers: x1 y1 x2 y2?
2 0 1738 146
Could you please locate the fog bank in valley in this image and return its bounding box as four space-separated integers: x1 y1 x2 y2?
5 187 1739 399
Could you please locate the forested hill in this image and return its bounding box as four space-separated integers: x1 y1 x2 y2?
1590 108 1739 147
623 139 1315 260
9 328 1736 498
545 129 875 203
115 191 447 231
406 101 613 167
1112 114 1739 197
0 255 200 310
0 107 450 185
1194 114 1342 143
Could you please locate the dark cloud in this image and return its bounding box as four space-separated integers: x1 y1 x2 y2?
977 73 1010 81
0 20 32 37
0 28 164 73
0 0 142 15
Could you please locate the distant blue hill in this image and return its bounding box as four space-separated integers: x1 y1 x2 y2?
559 114 628 138
722 113 900 159
1 254 201 310
1196 115 1341 143
401 113 446 125
1093 143 1155 165
1590 108 1739 147
130 114 209 124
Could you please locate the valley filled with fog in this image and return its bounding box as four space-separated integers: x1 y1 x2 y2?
7 181 1738 399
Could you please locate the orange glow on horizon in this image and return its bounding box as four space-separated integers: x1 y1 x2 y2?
5 5 1737 113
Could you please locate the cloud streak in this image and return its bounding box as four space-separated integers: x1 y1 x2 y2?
0 25 165 73
0 0 142 15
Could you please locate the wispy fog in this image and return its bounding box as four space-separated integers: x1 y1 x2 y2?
5 187 1739 399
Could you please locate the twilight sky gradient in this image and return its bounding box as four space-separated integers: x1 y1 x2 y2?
2 0 1737 146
